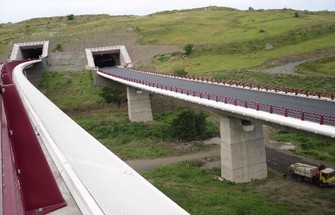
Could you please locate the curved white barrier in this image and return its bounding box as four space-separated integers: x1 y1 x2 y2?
13 61 189 214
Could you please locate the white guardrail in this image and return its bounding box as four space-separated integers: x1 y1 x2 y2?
13 60 189 215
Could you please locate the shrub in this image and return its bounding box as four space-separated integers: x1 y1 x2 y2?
294 12 300 18
99 87 121 103
174 68 188 76
54 44 63 52
67 14 75 21
184 44 193 56
170 110 208 142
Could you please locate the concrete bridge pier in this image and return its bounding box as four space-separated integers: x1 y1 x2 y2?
127 87 153 122
220 116 267 183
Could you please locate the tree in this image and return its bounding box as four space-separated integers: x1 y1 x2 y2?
67 14 75 21
184 44 193 56
170 110 208 142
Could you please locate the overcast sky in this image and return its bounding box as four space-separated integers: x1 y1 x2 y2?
0 0 334 23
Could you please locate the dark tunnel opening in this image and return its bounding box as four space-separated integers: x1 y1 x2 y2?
21 47 43 59
93 53 120 68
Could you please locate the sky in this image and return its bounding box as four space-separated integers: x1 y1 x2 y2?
0 0 334 23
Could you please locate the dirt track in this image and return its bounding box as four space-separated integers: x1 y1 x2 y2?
126 141 324 174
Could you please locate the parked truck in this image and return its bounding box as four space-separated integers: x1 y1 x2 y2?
288 163 335 187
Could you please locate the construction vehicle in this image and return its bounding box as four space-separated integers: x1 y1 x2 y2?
288 163 335 187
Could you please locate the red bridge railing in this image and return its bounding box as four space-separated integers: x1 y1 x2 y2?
98 69 335 126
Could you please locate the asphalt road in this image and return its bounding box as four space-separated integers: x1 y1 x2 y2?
101 67 335 117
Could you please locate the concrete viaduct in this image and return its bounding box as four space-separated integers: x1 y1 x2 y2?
86 45 335 184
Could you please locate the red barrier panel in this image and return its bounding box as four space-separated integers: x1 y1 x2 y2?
1 61 66 214
1 95 25 215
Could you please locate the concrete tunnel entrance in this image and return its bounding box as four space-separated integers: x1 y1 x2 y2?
85 45 133 68
93 52 120 68
21 46 43 59
10 41 49 61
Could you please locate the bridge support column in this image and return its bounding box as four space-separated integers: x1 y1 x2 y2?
127 87 153 122
220 116 267 183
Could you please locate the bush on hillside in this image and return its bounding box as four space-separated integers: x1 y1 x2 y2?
170 110 208 142
67 14 75 21
184 44 193 56
174 68 188 76
99 87 121 104
54 44 63 52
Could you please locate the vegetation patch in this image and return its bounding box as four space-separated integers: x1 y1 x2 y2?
269 129 335 164
296 55 335 77
142 161 288 215
72 110 219 160
99 87 122 104
38 70 105 112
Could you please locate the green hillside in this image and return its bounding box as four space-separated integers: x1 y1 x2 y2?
1 7 335 92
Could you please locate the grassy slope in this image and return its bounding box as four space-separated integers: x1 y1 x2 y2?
138 8 334 44
72 110 218 160
142 162 287 215
38 70 105 112
296 55 335 76
0 14 137 54
142 161 335 214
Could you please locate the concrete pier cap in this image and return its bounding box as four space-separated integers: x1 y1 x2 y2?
220 116 267 183
10 41 49 61
85 45 133 69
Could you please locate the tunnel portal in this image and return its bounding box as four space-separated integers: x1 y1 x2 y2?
21 47 43 59
93 51 120 68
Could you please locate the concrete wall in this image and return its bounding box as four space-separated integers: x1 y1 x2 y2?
127 87 153 122
220 116 267 183
91 70 126 91
24 59 46 87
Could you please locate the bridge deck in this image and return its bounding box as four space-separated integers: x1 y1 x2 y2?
101 67 335 120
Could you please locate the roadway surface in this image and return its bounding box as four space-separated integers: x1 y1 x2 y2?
101 67 335 117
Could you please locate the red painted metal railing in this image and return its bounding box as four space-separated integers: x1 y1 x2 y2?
98 69 335 126
1 61 66 214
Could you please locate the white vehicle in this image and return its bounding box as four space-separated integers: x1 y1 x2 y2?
288 163 335 187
